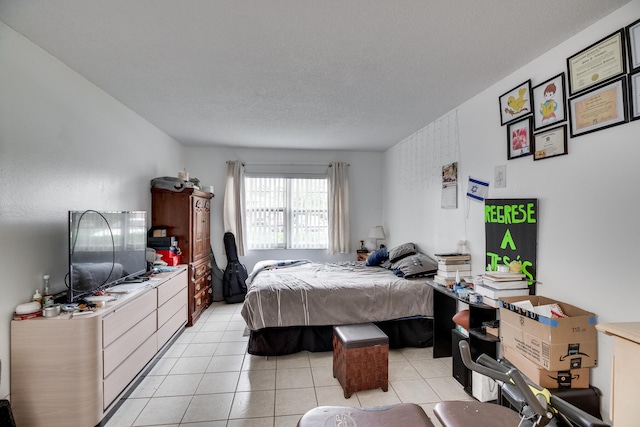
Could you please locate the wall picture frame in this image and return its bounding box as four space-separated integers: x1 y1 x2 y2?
532 73 567 131
507 116 532 160
629 69 640 121
499 80 532 126
626 18 640 72
568 76 628 137
533 124 568 161
567 29 626 96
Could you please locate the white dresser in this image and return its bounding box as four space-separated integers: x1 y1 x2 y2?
596 322 640 427
10 267 188 427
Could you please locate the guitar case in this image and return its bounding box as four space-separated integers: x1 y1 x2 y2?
209 246 225 302
222 232 248 303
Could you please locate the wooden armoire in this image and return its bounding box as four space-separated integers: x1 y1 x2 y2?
151 187 213 326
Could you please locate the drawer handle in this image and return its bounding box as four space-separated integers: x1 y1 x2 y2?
195 283 201 291
196 298 202 306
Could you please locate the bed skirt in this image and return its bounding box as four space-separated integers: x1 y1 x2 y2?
246 317 434 356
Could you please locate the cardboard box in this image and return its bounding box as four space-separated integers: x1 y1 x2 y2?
499 296 597 371
485 326 499 338
152 228 167 237
502 344 589 389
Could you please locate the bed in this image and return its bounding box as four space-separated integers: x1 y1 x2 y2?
241 244 438 356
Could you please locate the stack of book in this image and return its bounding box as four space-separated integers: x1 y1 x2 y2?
433 253 471 286
475 271 530 307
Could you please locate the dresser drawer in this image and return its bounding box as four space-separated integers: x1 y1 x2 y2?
193 288 208 310
157 270 187 306
103 290 156 348
103 311 156 377
103 333 157 409
158 304 187 349
191 259 211 281
158 286 187 328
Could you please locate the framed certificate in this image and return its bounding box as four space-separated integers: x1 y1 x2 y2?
568 76 628 137
532 73 567 131
629 69 640 121
626 18 640 72
567 29 626 96
507 116 533 160
499 80 532 126
533 125 568 161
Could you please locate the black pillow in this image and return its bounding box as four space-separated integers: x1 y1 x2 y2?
391 253 438 278
388 242 417 263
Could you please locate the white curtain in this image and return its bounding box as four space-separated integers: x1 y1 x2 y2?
328 162 350 254
223 161 245 256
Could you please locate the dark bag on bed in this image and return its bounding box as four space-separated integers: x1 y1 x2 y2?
222 232 248 303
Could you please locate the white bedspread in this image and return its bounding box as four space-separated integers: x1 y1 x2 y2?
240 261 434 330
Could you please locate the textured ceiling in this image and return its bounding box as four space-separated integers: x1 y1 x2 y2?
0 0 631 151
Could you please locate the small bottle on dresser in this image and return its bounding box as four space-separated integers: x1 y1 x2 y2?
32 289 42 307
42 274 53 307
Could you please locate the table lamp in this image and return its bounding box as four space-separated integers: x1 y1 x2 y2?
368 226 386 249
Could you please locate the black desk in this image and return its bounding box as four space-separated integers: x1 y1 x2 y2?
428 281 499 357
427 281 500 392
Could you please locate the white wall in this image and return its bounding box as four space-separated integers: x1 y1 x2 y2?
0 21 186 399
384 1 640 422
186 147 384 273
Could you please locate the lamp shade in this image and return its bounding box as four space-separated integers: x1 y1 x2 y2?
368 226 386 240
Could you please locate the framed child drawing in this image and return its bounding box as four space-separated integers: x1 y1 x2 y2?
499 80 532 125
507 116 532 160
532 73 567 131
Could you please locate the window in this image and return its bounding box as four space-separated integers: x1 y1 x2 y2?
244 176 328 249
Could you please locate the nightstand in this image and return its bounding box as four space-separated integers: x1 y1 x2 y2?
357 251 369 262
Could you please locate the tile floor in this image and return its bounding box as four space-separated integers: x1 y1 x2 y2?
105 302 473 427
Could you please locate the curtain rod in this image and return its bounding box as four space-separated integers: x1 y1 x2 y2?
226 161 349 167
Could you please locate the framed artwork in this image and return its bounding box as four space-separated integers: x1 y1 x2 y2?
533 125 568 161
499 80 532 126
507 116 533 160
626 18 640 72
629 69 640 121
532 73 566 131
567 29 626 96
568 76 628 137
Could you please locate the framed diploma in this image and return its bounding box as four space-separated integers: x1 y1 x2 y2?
499 80 532 126
626 18 640 72
533 125 568 161
507 116 532 160
568 76 628 137
567 29 626 96
629 69 640 121
532 73 567 131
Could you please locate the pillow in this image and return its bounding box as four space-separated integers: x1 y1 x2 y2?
380 259 393 269
390 252 438 278
388 242 417 263
365 247 388 266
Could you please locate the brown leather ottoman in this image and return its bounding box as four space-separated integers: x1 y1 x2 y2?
434 400 521 427
333 323 388 398
297 403 434 427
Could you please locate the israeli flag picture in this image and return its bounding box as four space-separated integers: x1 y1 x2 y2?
467 176 489 202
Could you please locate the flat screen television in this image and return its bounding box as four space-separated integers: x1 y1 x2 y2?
68 210 148 302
